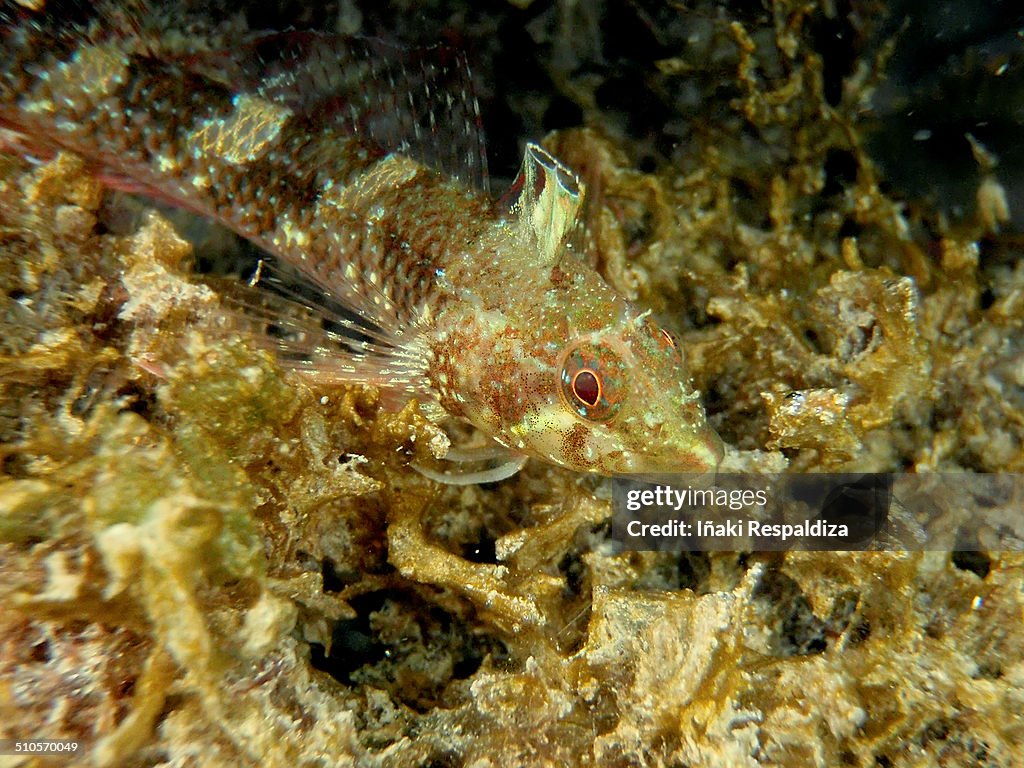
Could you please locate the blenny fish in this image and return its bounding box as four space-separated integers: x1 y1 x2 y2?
0 1 724 483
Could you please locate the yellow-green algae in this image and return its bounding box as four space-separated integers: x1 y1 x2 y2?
2 3 1024 766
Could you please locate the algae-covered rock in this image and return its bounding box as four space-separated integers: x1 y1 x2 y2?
2 1 1023 766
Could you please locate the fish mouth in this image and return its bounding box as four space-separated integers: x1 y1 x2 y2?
603 426 725 476
678 426 725 472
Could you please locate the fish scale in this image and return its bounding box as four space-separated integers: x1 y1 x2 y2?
0 1 724 482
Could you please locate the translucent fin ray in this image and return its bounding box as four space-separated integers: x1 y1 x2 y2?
203 265 431 391
189 32 489 192
412 453 528 486
504 143 584 266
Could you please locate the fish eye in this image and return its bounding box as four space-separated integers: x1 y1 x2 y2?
572 369 601 406
559 342 624 422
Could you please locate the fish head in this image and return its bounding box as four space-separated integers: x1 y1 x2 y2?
451 142 723 477
476 305 723 477
533 313 723 475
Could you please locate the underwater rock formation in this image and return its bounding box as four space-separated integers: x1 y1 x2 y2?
1 1 1022 766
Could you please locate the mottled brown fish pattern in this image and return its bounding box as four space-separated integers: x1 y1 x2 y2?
0 2 723 481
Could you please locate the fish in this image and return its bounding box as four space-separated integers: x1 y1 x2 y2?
0 0 724 483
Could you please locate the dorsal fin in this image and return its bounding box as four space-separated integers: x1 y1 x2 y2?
506 143 584 267
185 32 490 193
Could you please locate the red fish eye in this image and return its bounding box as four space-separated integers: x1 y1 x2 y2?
559 341 623 422
572 369 602 407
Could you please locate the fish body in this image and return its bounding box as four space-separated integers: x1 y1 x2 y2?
0 2 723 477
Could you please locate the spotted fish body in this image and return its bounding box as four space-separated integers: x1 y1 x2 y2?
0 2 724 478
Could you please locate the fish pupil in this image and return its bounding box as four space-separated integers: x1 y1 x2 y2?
572 369 601 407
